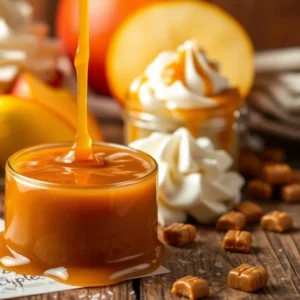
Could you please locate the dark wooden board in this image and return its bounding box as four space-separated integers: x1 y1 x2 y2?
12 283 136 300
141 201 300 300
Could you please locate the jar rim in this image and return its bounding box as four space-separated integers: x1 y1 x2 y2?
6 142 158 190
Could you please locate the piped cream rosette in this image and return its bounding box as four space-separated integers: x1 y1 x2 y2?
130 128 244 226
129 39 230 111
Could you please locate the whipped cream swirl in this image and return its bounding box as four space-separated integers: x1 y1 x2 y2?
130 39 230 110
130 128 244 225
0 0 60 91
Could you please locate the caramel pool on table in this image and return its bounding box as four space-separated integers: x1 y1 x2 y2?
1 143 163 286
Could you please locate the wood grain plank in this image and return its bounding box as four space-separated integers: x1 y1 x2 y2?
141 202 300 299
11 281 137 300
10 282 136 300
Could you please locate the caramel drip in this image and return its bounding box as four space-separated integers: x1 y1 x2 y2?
192 52 213 96
162 46 214 96
162 49 186 86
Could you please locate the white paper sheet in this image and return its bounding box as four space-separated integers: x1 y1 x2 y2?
0 266 170 299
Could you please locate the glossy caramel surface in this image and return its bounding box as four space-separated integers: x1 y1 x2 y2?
12 144 156 186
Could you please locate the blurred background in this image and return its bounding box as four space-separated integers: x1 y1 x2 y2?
29 0 300 50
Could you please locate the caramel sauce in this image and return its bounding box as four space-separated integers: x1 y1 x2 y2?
0 0 164 286
192 52 213 96
162 49 186 86
161 45 213 96
63 0 95 163
13 145 155 186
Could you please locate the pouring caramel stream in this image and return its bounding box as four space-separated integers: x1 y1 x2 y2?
63 0 95 164
74 0 92 159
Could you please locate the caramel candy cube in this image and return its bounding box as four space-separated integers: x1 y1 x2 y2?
238 152 262 178
235 201 263 222
247 179 272 200
172 276 209 299
222 230 252 253
216 211 246 231
163 223 196 247
282 184 300 203
263 164 292 185
292 171 300 183
228 264 268 292
261 211 293 233
262 148 285 163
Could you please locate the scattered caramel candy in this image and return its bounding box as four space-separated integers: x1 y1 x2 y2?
260 211 293 233
171 276 209 299
228 264 268 292
262 148 285 163
263 164 292 185
281 184 300 203
216 211 246 231
247 179 272 200
235 201 263 222
262 161 276 167
292 171 300 183
222 230 252 253
163 223 196 247
238 152 262 178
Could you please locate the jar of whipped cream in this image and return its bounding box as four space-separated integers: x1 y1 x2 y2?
124 40 242 160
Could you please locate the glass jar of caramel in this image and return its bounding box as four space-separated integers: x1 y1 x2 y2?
3 142 164 286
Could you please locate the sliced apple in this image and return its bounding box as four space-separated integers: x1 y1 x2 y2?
12 72 102 141
107 0 254 103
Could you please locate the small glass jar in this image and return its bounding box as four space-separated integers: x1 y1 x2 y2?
3 142 164 286
125 89 242 160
